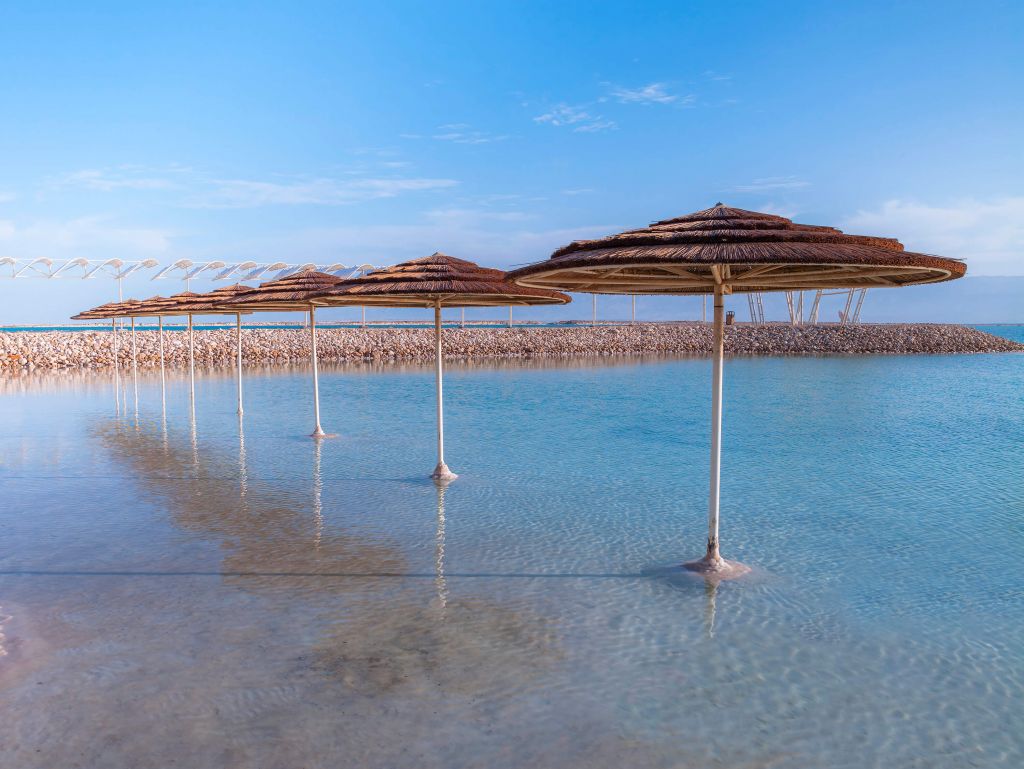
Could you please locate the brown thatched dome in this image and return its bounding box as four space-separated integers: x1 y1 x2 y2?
309 253 571 307
128 292 204 317
223 270 345 310
508 203 966 294
71 301 125 320
172 284 254 313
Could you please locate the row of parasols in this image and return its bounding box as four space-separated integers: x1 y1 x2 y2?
72 204 966 578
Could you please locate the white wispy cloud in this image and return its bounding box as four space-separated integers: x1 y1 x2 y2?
192 176 459 208
607 82 690 105
0 192 16 203
533 104 617 133
55 168 181 192
431 124 510 144
49 165 452 208
223 215 616 269
561 188 595 196
842 197 1024 276
732 176 811 192
424 208 533 224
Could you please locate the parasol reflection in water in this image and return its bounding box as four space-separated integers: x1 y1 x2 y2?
2 356 1022 769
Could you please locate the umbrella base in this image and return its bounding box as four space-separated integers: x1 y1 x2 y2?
431 462 458 482
310 429 338 439
682 554 751 581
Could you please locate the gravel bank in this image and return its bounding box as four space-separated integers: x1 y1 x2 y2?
1 323 1020 371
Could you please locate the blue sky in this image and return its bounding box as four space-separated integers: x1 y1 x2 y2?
0 1 1022 323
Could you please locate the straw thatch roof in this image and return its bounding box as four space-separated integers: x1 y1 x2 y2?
222 270 346 311
309 253 571 308
508 204 966 294
110 299 149 317
171 284 254 314
71 301 124 320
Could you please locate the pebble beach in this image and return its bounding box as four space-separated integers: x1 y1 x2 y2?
1 323 1020 371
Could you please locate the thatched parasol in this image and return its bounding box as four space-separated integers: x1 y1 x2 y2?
173 284 254 416
222 271 346 437
121 296 172 412
123 287 253 416
309 253 571 481
71 301 124 320
112 299 148 413
72 302 128 411
509 203 966 577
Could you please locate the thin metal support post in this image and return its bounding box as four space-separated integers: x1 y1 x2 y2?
853 289 868 323
187 313 195 412
158 316 166 415
706 284 725 565
235 313 244 416
112 318 121 414
431 303 456 481
309 306 325 437
130 316 139 414
841 290 855 325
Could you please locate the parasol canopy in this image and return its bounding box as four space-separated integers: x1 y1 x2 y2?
509 204 965 294
509 203 966 579
221 270 349 437
71 302 125 320
308 253 570 481
222 270 346 310
309 252 572 307
170 284 254 313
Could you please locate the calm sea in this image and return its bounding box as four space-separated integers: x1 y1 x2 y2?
976 324 1024 343
1 353 1021 768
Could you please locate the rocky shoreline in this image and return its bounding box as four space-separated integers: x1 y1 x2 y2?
1 323 1020 371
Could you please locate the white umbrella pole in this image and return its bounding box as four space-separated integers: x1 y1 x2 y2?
235 313 244 417
632 295 636 324
686 284 748 578
309 306 325 437
112 318 121 414
130 316 139 414
431 303 456 481
361 306 366 329
508 306 512 328
158 315 166 415
706 285 725 565
187 313 195 411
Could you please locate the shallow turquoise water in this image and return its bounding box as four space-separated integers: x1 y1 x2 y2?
1 354 1021 768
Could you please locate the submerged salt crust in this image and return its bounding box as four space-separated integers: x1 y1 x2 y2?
0 354 1022 769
